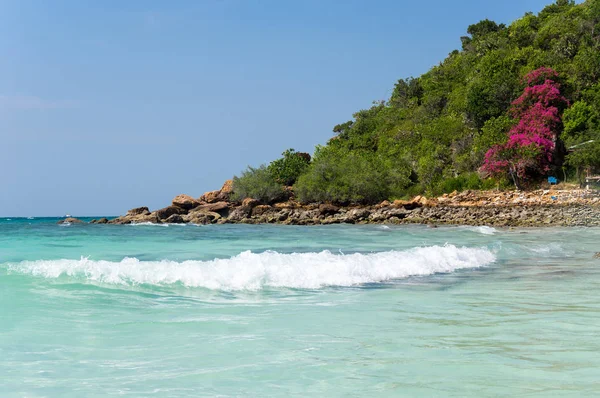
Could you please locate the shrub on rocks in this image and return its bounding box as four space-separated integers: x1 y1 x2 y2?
232 165 286 204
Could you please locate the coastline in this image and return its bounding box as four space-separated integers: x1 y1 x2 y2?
97 182 600 228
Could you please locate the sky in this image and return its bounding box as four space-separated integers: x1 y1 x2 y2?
1 0 560 216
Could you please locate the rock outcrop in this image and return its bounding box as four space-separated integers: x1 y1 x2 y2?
105 186 600 227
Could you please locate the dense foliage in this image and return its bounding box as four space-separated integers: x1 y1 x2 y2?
294 145 412 204
231 165 285 203
233 0 600 204
267 149 311 186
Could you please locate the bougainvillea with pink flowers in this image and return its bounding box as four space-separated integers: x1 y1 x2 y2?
481 67 569 188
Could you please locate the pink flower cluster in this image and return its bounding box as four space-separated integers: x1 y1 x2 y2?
522 67 559 86
481 68 569 181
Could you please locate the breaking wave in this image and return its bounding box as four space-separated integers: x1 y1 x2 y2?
6 245 495 291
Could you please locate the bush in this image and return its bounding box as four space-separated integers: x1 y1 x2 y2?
231 165 285 203
267 149 311 186
294 146 410 204
435 173 497 194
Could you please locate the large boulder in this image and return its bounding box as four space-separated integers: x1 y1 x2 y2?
200 180 234 203
220 179 234 195
172 194 200 210
127 206 150 216
228 206 252 221
109 212 160 224
318 204 339 216
242 198 260 208
346 208 371 221
155 206 186 220
192 201 229 214
185 211 221 225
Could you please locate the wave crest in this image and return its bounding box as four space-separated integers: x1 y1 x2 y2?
6 245 495 290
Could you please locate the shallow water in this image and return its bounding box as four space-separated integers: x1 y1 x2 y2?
1 218 599 396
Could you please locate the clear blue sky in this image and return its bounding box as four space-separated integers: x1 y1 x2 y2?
1 0 557 216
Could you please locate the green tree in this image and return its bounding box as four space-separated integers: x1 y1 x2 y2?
267 149 311 186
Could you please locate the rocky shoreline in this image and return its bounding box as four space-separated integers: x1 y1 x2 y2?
86 181 600 227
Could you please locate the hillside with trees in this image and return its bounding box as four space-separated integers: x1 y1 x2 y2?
233 0 600 205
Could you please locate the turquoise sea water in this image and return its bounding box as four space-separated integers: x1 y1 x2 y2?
1 218 600 397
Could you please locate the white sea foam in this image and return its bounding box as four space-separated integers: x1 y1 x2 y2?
7 245 495 291
129 222 169 227
130 222 189 227
467 226 498 235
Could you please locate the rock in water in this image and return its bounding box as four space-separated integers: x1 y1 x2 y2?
155 206 186 221
57 217 84 224
594 252 600 259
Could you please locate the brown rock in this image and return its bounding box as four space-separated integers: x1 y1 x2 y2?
111 212 161 225
164 214 185 224
242 197 260 208
318 204 339 216
57 217 84 224
201 190 221 203
193 201 229 213
378 200 392 208
228 206 252 221
346 208 371 221
185 211 221 225
220 179 233 195
187 214 212 225
274 201 301 209
393 199 422 210
413 195 429 206
96 218 109 224
200 180 234 203
252 205 273 217
172 194 200 210
155 206 186 220
127 207 150 216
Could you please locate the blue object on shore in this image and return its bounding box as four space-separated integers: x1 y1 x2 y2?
551 196 557 200
548 176 558 184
